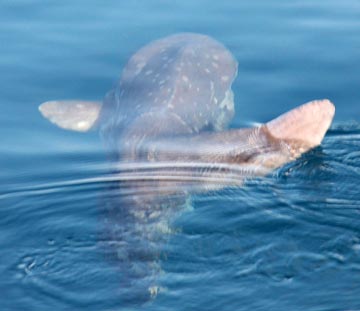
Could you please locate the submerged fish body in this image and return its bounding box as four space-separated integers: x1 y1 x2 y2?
38 33 335 302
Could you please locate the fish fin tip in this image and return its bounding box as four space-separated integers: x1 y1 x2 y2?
39 100 102 132
266 99 335 148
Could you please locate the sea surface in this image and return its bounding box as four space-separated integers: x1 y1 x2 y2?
1 1 360 310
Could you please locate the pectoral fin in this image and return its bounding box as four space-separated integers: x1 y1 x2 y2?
39 100 102 132
266 99 335 150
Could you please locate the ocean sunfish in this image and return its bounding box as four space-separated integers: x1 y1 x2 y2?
39 33 335 184
38 33 335 301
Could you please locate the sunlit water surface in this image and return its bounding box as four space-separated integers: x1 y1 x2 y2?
1 1 360 310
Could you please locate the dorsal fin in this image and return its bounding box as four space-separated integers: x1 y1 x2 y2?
266 99 335 148
39 100 102 132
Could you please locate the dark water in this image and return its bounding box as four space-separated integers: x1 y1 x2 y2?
1 1 360 310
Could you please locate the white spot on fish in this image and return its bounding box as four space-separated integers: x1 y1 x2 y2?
159 80 165 85
211 62 219 68
182 75 189 82
169 112 190 130
221 76 229 82
148 92 153 97
196 87 200 92
219 89 234 110
136 62 146 68
145 70 153 75
210 81 216 104
77 121 88 130
135 61 146 75
205 68 211 74
76 103 84 109
167 103 174 109
212 55 219 60
136 61 146 68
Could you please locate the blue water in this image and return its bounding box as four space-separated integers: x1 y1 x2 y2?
1 1 360 310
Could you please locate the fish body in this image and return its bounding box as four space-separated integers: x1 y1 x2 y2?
38 33 335 302
39 33 334 174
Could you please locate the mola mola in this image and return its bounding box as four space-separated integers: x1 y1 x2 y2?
38 33 335 302
39 33 335 179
